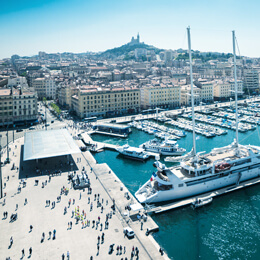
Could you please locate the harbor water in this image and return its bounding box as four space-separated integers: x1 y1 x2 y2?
92 126 260 259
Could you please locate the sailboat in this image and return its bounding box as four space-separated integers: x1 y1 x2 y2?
135 28 260 204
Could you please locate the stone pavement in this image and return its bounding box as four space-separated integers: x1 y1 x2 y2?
0 136 169 260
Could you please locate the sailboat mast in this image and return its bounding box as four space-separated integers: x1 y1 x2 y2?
232 30 239 146
187 27 196 155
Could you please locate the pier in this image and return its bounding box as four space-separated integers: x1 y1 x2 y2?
146 176 260 214
80 132 160 159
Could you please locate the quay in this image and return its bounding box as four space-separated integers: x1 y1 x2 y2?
146 176 260 214
0 130 169 260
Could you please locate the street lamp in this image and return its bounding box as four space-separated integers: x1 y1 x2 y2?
6 126 10 163
0 134 2 198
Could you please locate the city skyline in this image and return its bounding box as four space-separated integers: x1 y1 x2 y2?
1 0 260 59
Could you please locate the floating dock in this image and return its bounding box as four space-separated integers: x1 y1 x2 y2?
80 132 160 158
146 176 260 214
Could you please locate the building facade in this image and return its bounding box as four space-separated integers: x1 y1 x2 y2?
71 86 140 118
0 87 38 127
214 79 243 99
31 76 56 100
140 83 181 109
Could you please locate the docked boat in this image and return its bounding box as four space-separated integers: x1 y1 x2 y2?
135 29 260 204
192 197 213 208
116 144 150 161
140 139 186 156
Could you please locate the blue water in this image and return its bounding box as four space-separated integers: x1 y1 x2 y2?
92 126 260 259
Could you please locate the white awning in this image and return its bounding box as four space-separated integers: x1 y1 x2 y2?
23 129 81 161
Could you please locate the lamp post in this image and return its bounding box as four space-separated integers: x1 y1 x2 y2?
0 134 2 198
6 127 10 163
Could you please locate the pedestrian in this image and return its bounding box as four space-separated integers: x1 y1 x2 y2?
100 223 103 231
30 225 33 232
124 246 126 254
16 204 18 210
92 220 95 228
94 194 96 200
29 247 32 256
67 251 70 260
79 193 81 200
49 231 52 239
141 221 143 230
22 249 25 257
88 197 90 204
70 221 72 229
53 229 56 240
10 237 13 247
62 253 65 260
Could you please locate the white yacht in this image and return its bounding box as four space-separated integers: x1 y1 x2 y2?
140 139 186 156
116 144 150 161
135 29 260 204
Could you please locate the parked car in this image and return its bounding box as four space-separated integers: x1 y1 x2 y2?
51 120 54 123
29 127 35 130
123 227 135 239
16 129 23 132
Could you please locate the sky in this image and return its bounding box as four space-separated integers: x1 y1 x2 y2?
1 0 260 59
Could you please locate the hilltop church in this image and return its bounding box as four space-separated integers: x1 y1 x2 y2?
128 33 141 46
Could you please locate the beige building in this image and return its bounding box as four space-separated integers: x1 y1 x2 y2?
31 76 56 100
0 87 37 127
13 88 38 125
0 88 13 126
71 86 140 118
58 84 78 108
214 79 243 99
140 83 181 109
197 80 214 102
180 85 201 106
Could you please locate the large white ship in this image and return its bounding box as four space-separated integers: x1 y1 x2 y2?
135 28 260 204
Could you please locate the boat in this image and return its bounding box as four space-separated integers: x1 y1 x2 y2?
116 144 150 161
139 139 186 156
135 28 260 204
192 197 213 208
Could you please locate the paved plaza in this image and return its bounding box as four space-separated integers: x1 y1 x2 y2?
0 133 168 260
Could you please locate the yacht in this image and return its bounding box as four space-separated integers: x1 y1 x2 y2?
135 28 260 204
140 139 186 156
116 144 150 161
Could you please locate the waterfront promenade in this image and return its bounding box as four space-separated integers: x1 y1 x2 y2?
0 134 169 259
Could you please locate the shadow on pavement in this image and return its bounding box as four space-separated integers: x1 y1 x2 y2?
18 145 79 179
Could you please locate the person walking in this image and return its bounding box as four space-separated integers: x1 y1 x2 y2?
9 237 13 248
21 249 25 257
29 247 32 256
67 251 70 260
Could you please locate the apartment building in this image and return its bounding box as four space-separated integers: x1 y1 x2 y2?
0 87 37 127
140 83 181 109
243 69 259 93
8 76 28 88
31 76 56 99
13 88 38 125
71 86 140 118
0 88 13 126
180 85 201 106
57 84 78 108
194 79 214 103
214 79 243 100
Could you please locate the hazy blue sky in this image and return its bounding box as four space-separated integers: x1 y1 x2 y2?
1 0 260 58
